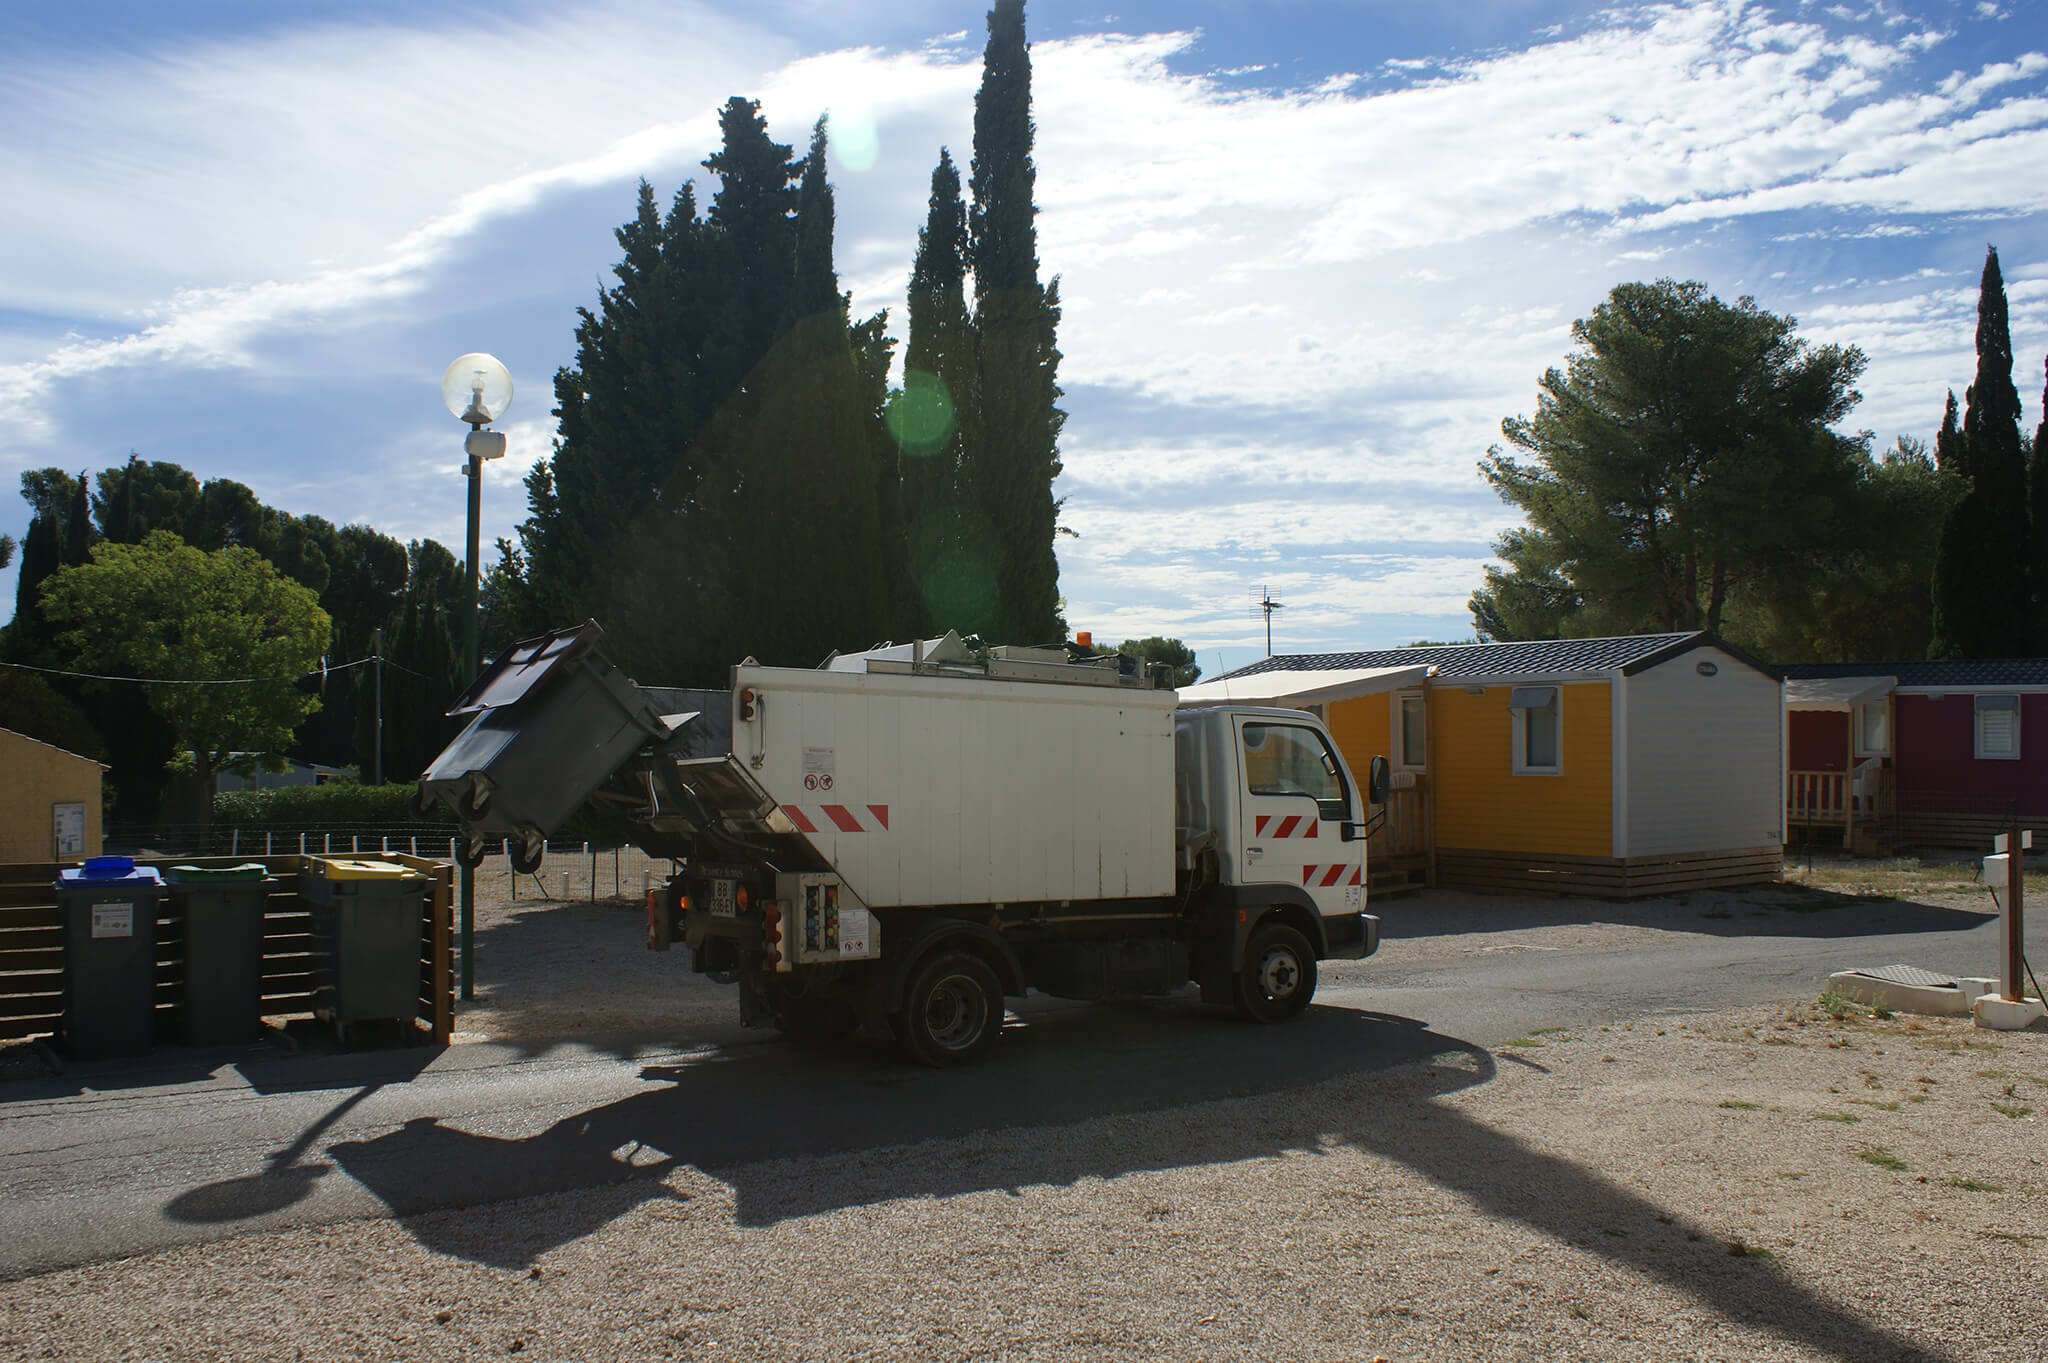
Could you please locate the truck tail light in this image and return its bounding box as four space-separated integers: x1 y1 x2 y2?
762 902 783 966
735 885 749 912
739 687 758 721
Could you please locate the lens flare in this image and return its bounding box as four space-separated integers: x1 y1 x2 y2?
885 369 955 457
830 107 881 173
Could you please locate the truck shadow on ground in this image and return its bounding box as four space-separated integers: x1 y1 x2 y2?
317 1001 1951 1363
324 1002 1464 1259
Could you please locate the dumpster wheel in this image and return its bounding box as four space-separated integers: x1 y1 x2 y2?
456 834 488 869
510 832 546 876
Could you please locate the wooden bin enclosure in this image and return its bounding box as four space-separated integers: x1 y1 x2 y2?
0 854 453 1046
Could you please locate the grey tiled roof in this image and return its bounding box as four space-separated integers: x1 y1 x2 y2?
1216 631 1752 681
1778 659 2048 688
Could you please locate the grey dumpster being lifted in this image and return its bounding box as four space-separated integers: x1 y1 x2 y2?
166 863 271 1046
56 857 166 1059
298 858 430 1045
416 620 669 871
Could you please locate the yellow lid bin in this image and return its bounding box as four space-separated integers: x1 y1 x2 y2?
306 858 419 881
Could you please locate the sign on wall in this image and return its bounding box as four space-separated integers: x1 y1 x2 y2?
52 802 86 857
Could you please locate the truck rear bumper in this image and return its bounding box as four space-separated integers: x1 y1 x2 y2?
1322 911 1379 960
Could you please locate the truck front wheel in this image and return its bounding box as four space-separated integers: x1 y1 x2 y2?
897 950 1003 1066
1235 923 1316 1022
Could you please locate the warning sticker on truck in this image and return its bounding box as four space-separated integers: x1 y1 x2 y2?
91 903 134 938
837 906 870 956
802 747 835 792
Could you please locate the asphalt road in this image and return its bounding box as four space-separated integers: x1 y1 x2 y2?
0 894 2002 1281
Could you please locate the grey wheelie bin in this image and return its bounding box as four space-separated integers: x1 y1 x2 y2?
297 858 429 1044
415 620 669 868
55 857 166 1059
166 863 271 1046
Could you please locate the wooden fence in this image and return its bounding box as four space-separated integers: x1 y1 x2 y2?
0 854 452 1047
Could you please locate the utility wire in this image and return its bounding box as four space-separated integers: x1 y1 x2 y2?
0 655 377 687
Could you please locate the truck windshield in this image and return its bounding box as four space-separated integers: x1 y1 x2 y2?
1241 722 1347 816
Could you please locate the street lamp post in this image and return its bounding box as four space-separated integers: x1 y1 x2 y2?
441 352 512 1001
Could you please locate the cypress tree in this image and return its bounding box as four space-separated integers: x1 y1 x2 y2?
1934 391 1963 476
969 0 1065 645
61 472 93 567
1930 247 2032 658
898 149 985 635
2031 355 2048 648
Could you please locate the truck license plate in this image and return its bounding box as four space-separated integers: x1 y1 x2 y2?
710 879 736 917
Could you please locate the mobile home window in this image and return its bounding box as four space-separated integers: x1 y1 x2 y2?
1398 694 1426 769
1975 694 2020 760
1508 685 1561 774
1855 699 1888 757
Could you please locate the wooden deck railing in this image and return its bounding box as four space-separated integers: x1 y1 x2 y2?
1787 766 1895 835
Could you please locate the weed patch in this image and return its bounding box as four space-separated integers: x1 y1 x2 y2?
1814 1112 1860 1124
1989 1102 2034 1119
1718 1100 1761 1111
1947 1177 2003 1192
1857 1146 1909 1172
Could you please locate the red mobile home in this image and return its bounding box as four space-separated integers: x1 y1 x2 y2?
1780 659 2048 852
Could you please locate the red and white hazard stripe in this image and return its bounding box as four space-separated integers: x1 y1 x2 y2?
781 804 891 835
1254 814 1320 838
1299 864 1363 888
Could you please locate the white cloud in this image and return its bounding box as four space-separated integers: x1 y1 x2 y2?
2 1 2046 657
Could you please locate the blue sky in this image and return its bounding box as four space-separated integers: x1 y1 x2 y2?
2 0 2044 680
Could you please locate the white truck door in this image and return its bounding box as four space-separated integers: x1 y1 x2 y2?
1233 715 1364 918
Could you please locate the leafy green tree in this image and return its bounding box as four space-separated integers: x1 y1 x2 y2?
1471 280 1867 643
1730 437 1961 660
970 0 1065 645
0 534 11 571
1117 636 1200 686
0 669 105 761
39 531 330 795
1931 248 2033 658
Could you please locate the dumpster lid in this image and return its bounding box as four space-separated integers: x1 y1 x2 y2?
58 861 163 887
447 620 604 716
305 858 424 881
166 863 269 883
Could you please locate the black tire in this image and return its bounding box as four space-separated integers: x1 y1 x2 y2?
896 950 1003 1067
456 835 488 869
510 834 545 876
1234 923 1316 1023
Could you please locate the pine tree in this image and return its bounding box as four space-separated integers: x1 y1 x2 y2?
898 148 985 635
969 0 1065 645
1930 248 2032 658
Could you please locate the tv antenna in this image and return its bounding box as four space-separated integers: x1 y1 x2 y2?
1251 584 1285 656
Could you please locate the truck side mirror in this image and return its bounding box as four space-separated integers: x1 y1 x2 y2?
1368 754 1390 806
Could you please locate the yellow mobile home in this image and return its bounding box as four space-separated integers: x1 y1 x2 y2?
1183 633 1783 899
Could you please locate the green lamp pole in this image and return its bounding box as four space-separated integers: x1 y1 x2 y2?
441 353 512 1001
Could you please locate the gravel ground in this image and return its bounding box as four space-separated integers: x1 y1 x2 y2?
3 884 2044 1362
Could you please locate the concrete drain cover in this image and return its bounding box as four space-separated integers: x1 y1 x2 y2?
1847 964 1957 989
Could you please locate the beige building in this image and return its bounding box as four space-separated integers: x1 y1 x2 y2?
0 727 105 864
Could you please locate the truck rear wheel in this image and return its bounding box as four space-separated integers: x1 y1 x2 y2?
1235 923 1316 1022
897 950 1002 1066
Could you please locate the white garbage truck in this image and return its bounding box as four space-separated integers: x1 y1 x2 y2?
417 623 1388 1065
